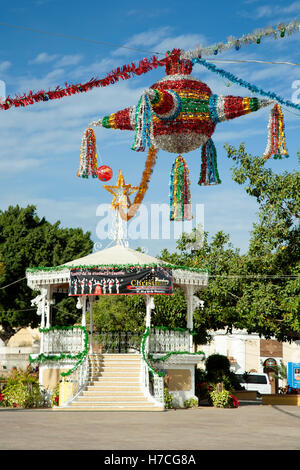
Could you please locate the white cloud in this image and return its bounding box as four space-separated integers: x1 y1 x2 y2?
112 27 207 58
55 55 83 67
0 158 42 174
0 61 11 73
242 1 300 18
29 52 59 65
111 27 172 56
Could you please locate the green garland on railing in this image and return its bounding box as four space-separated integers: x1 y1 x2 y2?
151 326 198 336
26 262 208 274
141 327 165 377
29 325 89 378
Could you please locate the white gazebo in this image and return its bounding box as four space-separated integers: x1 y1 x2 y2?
27 243 208 409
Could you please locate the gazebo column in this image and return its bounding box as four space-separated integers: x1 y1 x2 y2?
183 284 196 353
76 296 87 327
31 287 48 354
145 296 155 355
82 296 87 327
45 286 52 328
88 297 95 353
145 295 155 328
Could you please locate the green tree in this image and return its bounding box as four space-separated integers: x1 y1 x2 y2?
0 205 93 341
92 296 146 332
92 287 188 333
225 144 300 341
159 143 299 342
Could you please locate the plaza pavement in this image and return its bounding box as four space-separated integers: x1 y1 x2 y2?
0 402 299 451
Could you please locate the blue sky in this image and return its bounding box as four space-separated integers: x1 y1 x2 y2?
0 0 299 259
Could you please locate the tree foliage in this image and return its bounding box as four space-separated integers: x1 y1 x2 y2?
159 144 300 342
0 205 93 341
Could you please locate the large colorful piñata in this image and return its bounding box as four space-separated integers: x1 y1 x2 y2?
78 50 288 221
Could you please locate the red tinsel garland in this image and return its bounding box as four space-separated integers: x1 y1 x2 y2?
0 55 171 111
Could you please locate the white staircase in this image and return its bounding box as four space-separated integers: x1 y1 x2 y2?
61 353 164 411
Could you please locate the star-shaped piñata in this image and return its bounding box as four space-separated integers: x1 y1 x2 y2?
103 170 139 210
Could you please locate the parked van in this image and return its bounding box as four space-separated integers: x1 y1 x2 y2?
235 373 271 395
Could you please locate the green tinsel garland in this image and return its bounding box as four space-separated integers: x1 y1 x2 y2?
141 327 165 377
26 262 208 274
151 326 198 336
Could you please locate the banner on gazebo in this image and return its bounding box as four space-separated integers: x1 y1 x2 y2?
69 266 173 296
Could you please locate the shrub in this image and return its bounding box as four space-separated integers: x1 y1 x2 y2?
164 387 174 409
230 394 239 408
184 398 198 408
0 391 8 407
51 383 60 407
209 389 239 408
2 367 43 408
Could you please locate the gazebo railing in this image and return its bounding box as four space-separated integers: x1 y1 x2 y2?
94 331 143 353
30 326 89 408
148 327 192 353
140 328 165 408
59 355 89 407
42 326 84 354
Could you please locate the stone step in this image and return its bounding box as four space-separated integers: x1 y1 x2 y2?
57 405 163 411
93 371 140 377
82 389 145 396
71 399 160 406
88 378 140 386
77 396 148 402
88 360 141 367
90 364 140 371
89 354 141 358
86 385 141 392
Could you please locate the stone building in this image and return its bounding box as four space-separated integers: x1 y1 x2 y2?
199 328 300 393
0 327 40 375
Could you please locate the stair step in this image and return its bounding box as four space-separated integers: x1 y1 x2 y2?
78 396 148 403
83 390 144 395
89 355 141 358
72 400 158 406
86 386 141 391
88 376 139 385
57 405 163 411
90 364 140 372
94 372 140 377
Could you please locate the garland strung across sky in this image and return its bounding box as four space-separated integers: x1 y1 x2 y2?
1 19 300 111
181 19 300 58
2 20 298 223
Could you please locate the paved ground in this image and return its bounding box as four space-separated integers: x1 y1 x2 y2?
0 402 299 451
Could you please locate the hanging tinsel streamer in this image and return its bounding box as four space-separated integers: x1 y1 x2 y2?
77 128 98 178
170 156 192 221
263 104 289 159
198 138 221 186
131 92 154 152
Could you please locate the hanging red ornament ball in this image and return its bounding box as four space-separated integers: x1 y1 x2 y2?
97 165 113 182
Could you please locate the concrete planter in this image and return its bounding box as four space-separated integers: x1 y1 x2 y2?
262 394 300 406
233 391 258 401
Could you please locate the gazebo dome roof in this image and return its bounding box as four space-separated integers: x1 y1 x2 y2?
26 243 208 290
63 244 167 268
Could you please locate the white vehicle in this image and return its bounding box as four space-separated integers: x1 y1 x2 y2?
236 373 271 395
